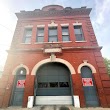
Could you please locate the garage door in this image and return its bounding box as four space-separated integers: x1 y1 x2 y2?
35 63 73 105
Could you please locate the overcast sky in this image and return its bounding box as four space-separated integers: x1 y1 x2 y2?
0 0 110 70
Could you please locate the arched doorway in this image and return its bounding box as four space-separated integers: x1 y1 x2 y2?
35 62 73 105
11 67 26 106
81 66 99 107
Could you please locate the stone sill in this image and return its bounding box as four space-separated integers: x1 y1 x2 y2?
75 41 87 43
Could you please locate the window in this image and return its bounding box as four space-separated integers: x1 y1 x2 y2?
74 25 85 41
59 82 69 87
38 82 48 88
62 27 70 41
48 27 58 42
49 82 58 87
38 82 69 88
36 28 44 42
23 28 32 43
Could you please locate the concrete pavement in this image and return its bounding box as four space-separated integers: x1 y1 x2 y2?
0 106 110 110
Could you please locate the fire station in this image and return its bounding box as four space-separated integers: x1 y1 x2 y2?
0 5 110 108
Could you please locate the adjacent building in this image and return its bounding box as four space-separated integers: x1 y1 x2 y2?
0 5 110 108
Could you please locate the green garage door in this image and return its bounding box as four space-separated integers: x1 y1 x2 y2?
35 62 72 105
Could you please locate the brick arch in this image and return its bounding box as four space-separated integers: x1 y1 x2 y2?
77 61 96 73
31 58 76 75
12 64 29 75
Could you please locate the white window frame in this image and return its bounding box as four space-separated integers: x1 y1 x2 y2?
22 27 32 44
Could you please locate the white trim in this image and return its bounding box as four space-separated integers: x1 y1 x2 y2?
48 24 58 27
74 95 80 108
61 23 69 27
75 41 87 43
21 43 31 44
34 42 44 44
31 58 76 75
24 25 33 28
48 21 58 27
43 42 61 44
37 25 45 28
77 61 96 73
44 48 62 53
12 64 29 75
34 41 72 44
35 96 72 105
73 23 82 26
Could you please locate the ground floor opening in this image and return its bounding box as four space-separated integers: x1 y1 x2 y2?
34 62 73 105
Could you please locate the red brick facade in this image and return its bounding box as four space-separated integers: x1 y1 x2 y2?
0 5 110 108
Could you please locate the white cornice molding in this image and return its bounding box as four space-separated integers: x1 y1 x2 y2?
48 21 58 27
73 23 82 26
37 25 45 28
24 25 33 28
61 23 69 27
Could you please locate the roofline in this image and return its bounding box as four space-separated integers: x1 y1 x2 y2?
15 7 92 19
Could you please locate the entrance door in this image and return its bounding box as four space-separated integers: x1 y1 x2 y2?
11 68 26 106
81 66 99 107
35 63 72 105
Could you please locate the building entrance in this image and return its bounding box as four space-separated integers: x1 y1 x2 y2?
81 66 99 107
35 62 73 105
11 68 26 106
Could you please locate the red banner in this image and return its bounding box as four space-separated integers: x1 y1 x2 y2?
17 80 25 88
82 78 93 86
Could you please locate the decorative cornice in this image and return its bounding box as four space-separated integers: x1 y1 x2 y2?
16 8 92 19
48 20 58 27
62 46 102 50
7 46 102 53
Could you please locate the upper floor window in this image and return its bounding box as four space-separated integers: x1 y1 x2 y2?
23 28 32 43
62 27 70 41
48 27 58 42
36 28 44 42
74 25 85 41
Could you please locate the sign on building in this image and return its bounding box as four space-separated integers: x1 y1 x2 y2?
82 78 93 86
17 80 25 88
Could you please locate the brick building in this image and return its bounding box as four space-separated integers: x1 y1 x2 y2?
0 5 110 108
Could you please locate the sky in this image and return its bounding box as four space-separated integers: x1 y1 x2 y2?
0 0 110 70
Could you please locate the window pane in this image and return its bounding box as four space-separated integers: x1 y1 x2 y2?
76 34 84 41
25 29 32 36
62 27 69 35
37 28 44 42
37 36 44 42
38 82 48 88
74 28 81 34
62 35 69 41
59 82 69 87
24 37 31 43
23 28 32 43
48 36 57 42
49 82 58 87
62 32 69 35
49 28 57 36
37 28 44 36
74 25 82 29
74 26 82 34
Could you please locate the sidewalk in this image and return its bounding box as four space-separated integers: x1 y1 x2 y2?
0 106 110 110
